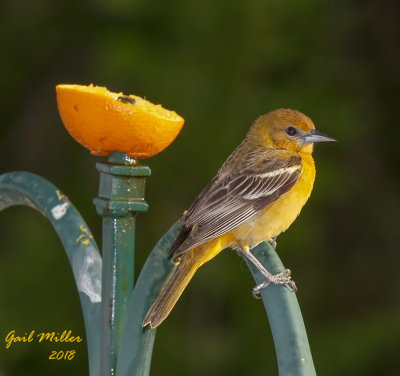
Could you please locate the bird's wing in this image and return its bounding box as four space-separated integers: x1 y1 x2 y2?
171 150 302 257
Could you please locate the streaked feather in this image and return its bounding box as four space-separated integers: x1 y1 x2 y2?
170 147 302 257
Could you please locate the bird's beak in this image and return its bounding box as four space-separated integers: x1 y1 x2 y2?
302 129 336 144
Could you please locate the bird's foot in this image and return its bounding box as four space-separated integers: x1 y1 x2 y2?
268 236 277 249
252 269 297 299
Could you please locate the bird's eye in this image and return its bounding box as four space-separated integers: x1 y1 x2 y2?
286 127 297 136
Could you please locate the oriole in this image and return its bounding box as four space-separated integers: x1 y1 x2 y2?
143 108 335 328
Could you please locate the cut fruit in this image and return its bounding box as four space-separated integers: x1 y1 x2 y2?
56 84 184 158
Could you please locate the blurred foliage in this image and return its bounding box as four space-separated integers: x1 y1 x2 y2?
1 0 399 375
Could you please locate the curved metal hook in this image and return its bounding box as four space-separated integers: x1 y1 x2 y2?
0 171 102 376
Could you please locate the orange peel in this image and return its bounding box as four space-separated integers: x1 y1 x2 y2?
56 84 184 158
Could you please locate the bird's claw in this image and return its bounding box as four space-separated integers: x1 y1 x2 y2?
268 236 277 249
252 268 297 298
252 281 270 299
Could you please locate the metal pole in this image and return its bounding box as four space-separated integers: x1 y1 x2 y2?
93 152 150 376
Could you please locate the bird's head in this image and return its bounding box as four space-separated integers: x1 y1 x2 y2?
250 108 335 154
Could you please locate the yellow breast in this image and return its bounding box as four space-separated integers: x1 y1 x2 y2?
231 153 316 249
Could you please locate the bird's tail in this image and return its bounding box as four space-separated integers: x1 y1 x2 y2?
142 251 200 328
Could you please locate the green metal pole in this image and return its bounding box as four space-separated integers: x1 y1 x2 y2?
93 152 150 376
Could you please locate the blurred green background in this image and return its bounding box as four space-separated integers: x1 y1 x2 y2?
1 0 399 375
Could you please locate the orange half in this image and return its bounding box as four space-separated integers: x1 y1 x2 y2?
56 84 184 158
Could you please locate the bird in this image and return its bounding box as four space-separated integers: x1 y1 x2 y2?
143 108 335 328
